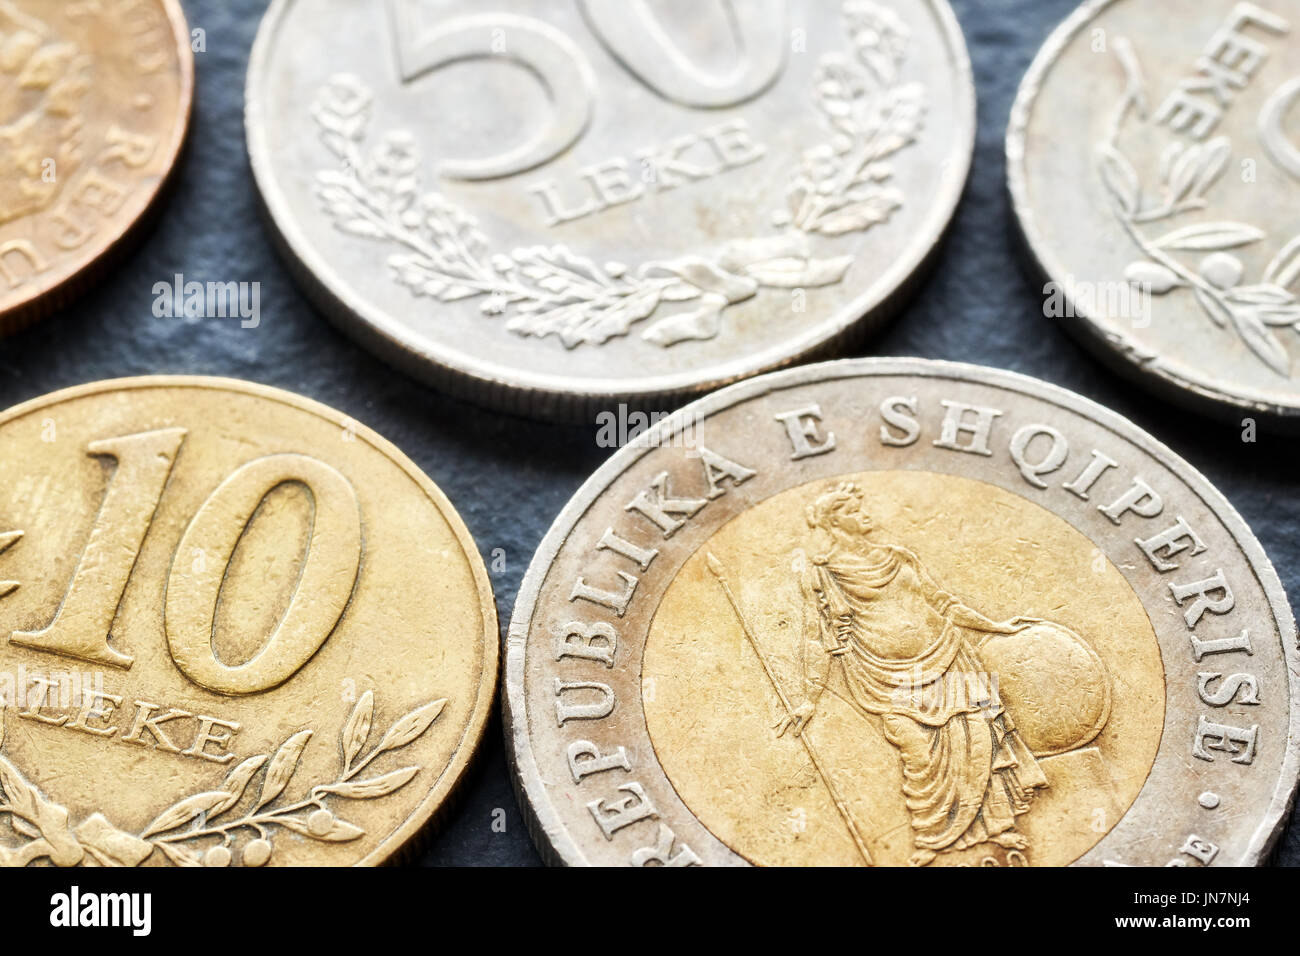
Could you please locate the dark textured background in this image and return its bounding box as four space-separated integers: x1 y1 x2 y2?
0 0 1294 866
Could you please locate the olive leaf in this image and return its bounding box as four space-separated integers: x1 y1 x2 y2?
1265 235 1300 289
342 690 374 771
317 766 419 800
141 791 230 838
1124 261 1179 294
1166 137 1230 203
1226 284 1297 306
809 190 904 237
1193 287 1232 328
255 730 313 809
277 814 365 843
1252 304 1300 328
508 287 664 349
1158 141 1183 183
336 219 386 240
1191 137 1231 197
210 754 269 817
864 83 926 159
1231 287 1300 327
1231 309 1290 376
156 841 203 867
1154 222 1265 252
742 255 855 289
389 254 482 303
311 75 371 151
1097 144 1141 214
373 700 446 757
1166 144 1203 202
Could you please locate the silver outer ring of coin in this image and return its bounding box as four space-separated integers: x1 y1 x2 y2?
504 357 1298 866
245 1 975 421
1007 0 1300 428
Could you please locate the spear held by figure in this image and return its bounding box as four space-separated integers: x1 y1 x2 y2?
705 552 874 866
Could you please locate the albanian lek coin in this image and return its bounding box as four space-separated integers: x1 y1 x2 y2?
505 358 1297 866
0 377 498 866
1009 0 1300 425
247 0 975 419
0 0 193 334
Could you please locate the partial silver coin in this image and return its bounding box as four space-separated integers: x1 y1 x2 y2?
1009 0 1300 425
246 0 975 420
505 357 1297 866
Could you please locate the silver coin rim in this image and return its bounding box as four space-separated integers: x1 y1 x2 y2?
1006 0 1300 424
245 0 977 418
504 355 1299 866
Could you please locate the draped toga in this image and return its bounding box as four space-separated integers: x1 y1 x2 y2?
803 544 1047 855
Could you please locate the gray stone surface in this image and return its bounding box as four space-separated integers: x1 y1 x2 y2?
0 0 1293 866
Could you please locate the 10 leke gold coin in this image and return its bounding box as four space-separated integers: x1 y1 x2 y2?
0 378 498 866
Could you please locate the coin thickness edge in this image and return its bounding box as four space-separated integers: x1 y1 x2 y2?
0 377 498 866
0 0 194 333
505 357 1298 867
1008 0 1300 424
245 0 976 419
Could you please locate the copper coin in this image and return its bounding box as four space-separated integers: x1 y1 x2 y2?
0 0 193 333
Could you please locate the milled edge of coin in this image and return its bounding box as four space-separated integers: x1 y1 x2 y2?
1006 0 1300 428
503 356 1299 866
0 375 500 866
0 0 196 336
244 0 977 422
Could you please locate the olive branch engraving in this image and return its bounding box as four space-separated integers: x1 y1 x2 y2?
309 1 924 350
1099 37 1300 377
0 689 445 867
779 0 925 236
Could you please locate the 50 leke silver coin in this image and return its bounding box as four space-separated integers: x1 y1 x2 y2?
247 0 975 419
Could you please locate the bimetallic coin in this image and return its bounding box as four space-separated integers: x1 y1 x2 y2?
1009 0 1300 424
0 378 497 866
0 0 193 333
246 0 975 419
505 358 1297 866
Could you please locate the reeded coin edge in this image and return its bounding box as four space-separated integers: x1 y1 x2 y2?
244 0 977 421
0 375 501 866
1006 0 1300 426
503 356 1299 866
0 0 196 336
